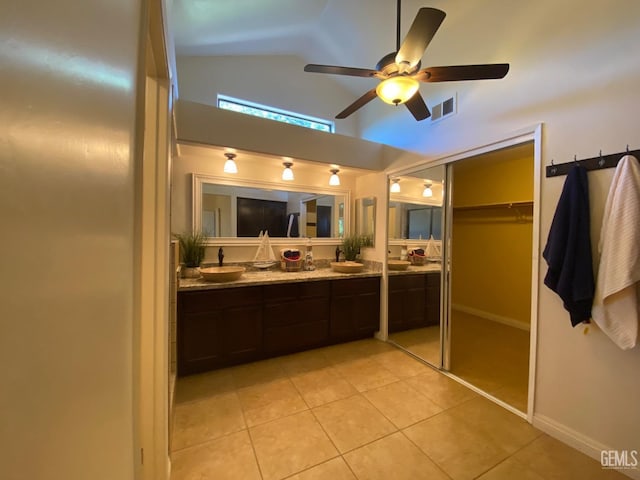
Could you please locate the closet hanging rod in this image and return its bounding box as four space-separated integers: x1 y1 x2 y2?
453 201 533 211
546 146 640 177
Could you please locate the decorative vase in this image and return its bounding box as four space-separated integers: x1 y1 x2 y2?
181 266 200 279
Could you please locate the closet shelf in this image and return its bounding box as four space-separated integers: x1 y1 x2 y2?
453 201 533 211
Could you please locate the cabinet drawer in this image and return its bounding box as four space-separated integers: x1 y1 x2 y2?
264 283 299 303
331 276 380 296
299 280 330 299
179 286 262 312
264 296 330 328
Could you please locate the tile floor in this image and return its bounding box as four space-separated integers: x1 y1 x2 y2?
388 309 530 412
170 339 628 480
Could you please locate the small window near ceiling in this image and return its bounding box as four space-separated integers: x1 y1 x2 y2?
217 94 334 133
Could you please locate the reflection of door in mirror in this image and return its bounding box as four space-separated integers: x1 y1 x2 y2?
388 206 398 238
203 194 231 237
387 164 445 368
237 197 287 237
355 197 376 243
317 205 331 237
304 199 316 237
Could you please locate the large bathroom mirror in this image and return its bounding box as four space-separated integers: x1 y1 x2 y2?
192 174 349 240
355 196 376 245
387 165 445 367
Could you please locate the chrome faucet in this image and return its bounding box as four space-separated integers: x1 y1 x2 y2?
218 247 224 267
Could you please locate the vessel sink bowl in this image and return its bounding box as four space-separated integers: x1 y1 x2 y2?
330 261 364 273
199 266 245 282
388 260 411 271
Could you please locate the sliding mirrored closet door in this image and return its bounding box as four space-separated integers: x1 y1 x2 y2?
387 164 446 367
386 142 535 414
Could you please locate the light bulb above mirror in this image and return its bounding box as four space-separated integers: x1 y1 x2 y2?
282 161 294 181
423 181 433 197
223 152 238 174
390 178 401 193
329 168 340 186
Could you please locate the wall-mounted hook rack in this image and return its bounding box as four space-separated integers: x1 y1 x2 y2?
546 147 640 177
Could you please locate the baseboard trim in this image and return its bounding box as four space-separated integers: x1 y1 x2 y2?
533 414 640 480
452 303 530 331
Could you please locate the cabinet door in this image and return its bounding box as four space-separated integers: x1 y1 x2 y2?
223 304 263 364
330 277 380 341
425 272 441 326
388 275 426 332
354 288 380 334
330 293 357 340
404 274 427 329
263 281 330 355
388 276 406 333
178 310 224 375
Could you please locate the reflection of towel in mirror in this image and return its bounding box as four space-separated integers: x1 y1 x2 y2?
592 155 640 350
543 165 594 326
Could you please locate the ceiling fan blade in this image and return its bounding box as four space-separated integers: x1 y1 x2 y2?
404 92 431 121
336 88 378 119
395 8 446 68
416 64 510 82
304 64 379 78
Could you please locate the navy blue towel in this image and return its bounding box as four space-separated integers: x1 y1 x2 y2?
543 165 594 326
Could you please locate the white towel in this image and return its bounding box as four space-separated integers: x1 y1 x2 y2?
592 155 640 349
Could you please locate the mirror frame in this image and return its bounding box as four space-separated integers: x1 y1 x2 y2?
192 173 351 245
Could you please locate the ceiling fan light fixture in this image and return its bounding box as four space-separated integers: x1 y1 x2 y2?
390 178 401 193
282 161 294 181
223 152 238 174
376 76 419 105
329 168 340 186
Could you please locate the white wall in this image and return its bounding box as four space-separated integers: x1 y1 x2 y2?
0 1 142 479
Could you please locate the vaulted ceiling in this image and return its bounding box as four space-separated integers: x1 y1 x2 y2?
167 0 640 155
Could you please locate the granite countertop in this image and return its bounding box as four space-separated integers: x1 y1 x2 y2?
388 262 442 275
178 267 381 291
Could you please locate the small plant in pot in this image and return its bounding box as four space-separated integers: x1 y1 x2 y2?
341 234 374 262
174 231 206 278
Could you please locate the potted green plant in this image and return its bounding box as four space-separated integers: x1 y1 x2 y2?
174 231 206 278
341 234 374 262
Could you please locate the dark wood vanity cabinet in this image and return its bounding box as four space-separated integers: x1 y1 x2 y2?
425 271 441 327
177 276 381 375
263 281 330 355
330 277 381 341
177 286 263 375
388 272 441 333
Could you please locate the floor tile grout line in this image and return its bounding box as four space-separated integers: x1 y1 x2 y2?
169 425 248 454
277 454 345 480
245 428 266 480
397 429 455 480
235 385 266 480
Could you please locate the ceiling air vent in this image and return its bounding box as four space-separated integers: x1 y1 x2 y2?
430 93 457 124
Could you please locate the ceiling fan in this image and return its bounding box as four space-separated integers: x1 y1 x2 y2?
304 0 509 121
